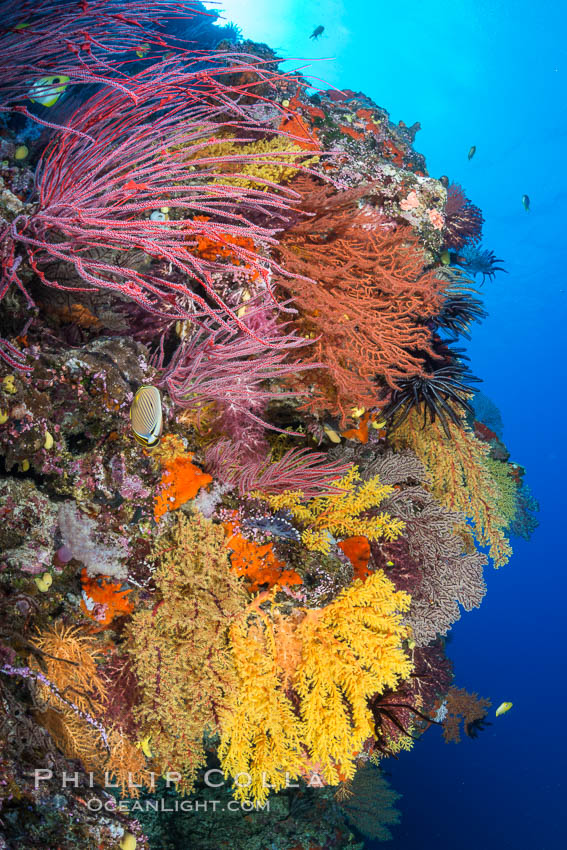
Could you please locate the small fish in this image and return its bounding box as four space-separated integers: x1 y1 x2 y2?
137 735 153 758
468 145 476 160
135 43 150 59
495 701 513 717
310 25 324 40
130 386 163 448
29 75 70 107
522 194 530 212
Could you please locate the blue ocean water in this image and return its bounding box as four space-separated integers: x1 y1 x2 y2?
223 2 566 847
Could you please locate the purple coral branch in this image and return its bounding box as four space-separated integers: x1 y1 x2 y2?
0 663 110 750
205 439 350 498
2 59 320 358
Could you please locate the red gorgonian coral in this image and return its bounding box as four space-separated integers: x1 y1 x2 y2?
0 57 321 366
276 178 446 423
443 182 484 250
0 0 206 131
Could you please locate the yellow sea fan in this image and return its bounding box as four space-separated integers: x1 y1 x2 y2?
391 408 513 566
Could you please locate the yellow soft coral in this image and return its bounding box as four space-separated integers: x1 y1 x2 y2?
295 571 413 785
219 571 412 802
256 465 405 553
187 133 317 191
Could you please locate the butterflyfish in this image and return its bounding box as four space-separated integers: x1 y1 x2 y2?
29 75 70 107
130 386 163 448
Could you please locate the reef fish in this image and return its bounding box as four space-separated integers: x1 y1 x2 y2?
310 25 324 39
468 145 476 160
495 701 513 717
29 75 70 107
130 385 163 448
522 194 530 212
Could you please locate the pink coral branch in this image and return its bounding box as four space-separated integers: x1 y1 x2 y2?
161 307 318 432
2 60 323 355
0 0 208 123
205 439 350 498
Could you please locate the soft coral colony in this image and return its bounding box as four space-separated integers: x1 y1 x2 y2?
0 3 538 848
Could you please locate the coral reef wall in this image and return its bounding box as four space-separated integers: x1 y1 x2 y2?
0 4 536 848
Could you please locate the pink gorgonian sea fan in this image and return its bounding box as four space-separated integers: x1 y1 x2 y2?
1 58 322 365
205 438 351 499
443 182 484 250
160 304 319 433
0 0 208 131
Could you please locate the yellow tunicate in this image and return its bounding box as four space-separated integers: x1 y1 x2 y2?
2 375 17 394
323 426 341 444
0 410 8 424
14 145 29 160
44 431 54 450
160 207 170 214
351 407 366 418
371 419 386 429
21 459 30 472
282 99 290 107
35 572 53 592
120 834 137 850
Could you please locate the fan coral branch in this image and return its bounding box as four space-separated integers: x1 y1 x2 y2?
442 686 492 743
205 439 351 499
2 59 319 352
391 408 513 567
443 183 483 249
276 181 444 422
0 0 205 124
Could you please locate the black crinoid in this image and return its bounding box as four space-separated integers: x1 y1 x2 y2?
465 714 492 739
368 690 439 757
434 270 488 339
382 341 481 438
456 244 508 284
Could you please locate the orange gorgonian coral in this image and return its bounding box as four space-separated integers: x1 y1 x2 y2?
276 179 445 423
